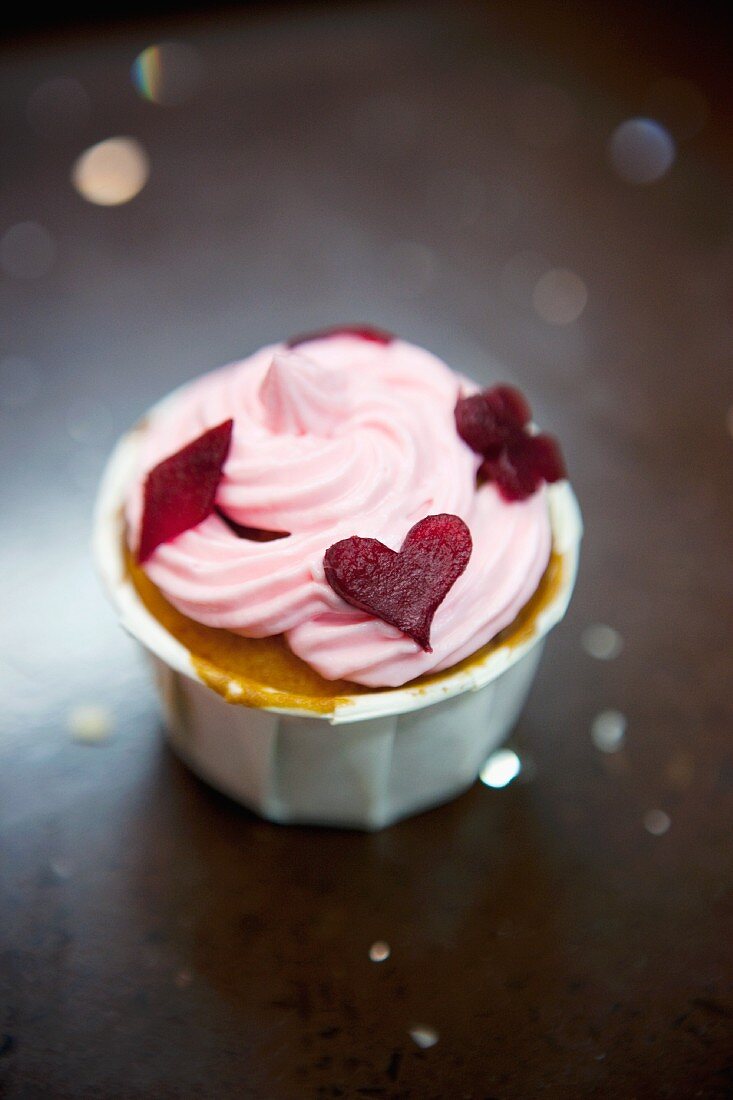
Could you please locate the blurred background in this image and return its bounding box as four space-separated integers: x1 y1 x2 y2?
1 2 732 1097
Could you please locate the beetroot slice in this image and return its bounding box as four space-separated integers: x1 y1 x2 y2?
137 419 234 563
457 384 566 502
215 506 289 542
481 432 566 502
526 432 566 484
323 514 472 652
286 324 394 349
487 385 531 430
455 385 531 458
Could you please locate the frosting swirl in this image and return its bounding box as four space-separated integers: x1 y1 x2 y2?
125 335 552 687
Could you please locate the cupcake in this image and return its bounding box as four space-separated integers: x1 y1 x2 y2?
93 326 582 829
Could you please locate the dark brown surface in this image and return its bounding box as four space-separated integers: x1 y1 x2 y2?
1 3 733 1097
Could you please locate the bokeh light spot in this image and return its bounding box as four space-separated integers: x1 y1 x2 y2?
68 703 113 743
591 710 627 754
581 623 624 660
480 749 521 788
533 268 587 325
409 1026 439 1049
132 41 202 105
71 137 149 206
643 809 671 836
608 118 675 184
49 859 73 881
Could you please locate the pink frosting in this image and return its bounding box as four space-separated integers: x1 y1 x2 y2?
125 336 552 688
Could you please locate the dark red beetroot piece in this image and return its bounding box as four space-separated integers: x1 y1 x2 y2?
454 384 530 457
286 324 394 349
455 385 566 502
323 514 472 652
137 419 234 563
215 506 289 543
481 433 566 503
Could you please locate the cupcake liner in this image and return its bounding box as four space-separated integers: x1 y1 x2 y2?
93 420 582 829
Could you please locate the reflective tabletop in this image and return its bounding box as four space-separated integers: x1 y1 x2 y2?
1 3 732 1096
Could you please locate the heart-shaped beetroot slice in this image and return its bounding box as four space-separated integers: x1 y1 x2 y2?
137 419 234 563
286 324 394 349
481 432 566 502
323 514 472 652
455 385 531 458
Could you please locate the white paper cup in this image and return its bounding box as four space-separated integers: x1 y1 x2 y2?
93 422 582 830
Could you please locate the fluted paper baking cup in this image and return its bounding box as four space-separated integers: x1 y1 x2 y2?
93 421 582 828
